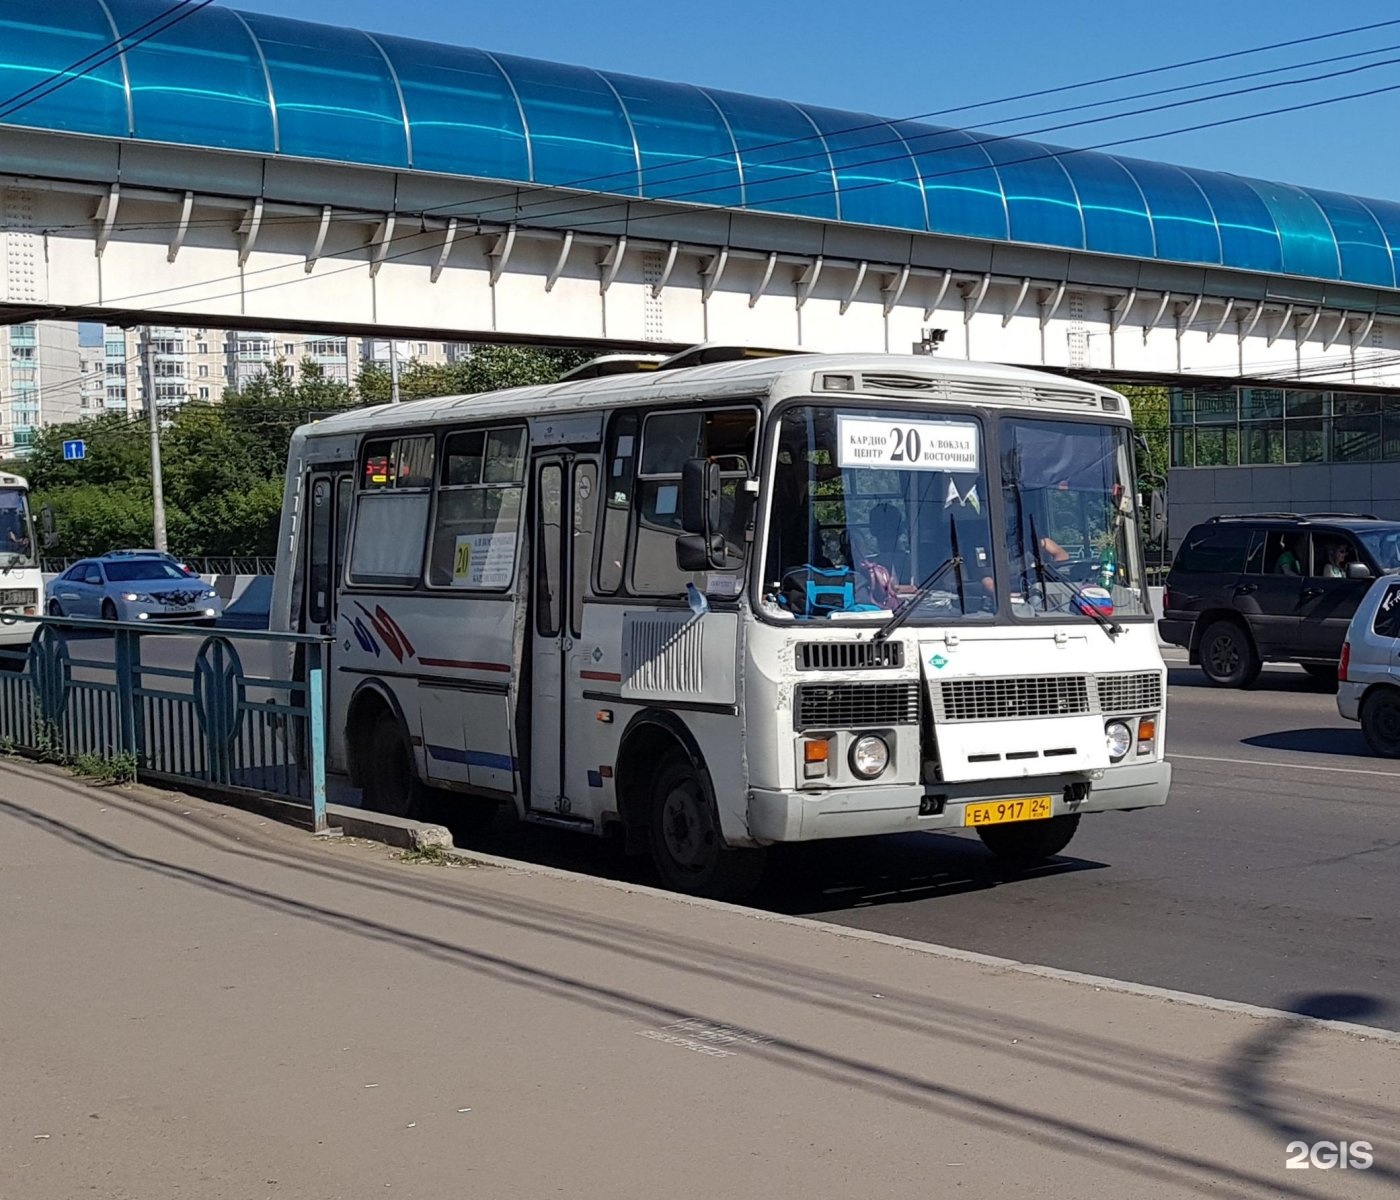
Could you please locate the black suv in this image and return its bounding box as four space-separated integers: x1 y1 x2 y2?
1159 513 1400 687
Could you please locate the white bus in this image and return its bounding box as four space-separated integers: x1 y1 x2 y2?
0 471 42 665
272 347 1170 897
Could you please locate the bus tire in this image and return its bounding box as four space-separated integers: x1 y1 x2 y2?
361 710 425 819
976 813 1080 872
647 750 764 901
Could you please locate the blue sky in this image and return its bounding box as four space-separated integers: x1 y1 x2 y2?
224 0 1400 201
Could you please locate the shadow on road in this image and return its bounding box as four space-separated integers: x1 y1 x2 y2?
1222 991 1398 1188
1242 728 1371 758
424 796 1104 916
1168 666 1336 695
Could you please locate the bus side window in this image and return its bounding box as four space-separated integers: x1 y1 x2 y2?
348 436 435 587
630 407 757 597
596 412 638 595
426 427 527 590
307 478 334 626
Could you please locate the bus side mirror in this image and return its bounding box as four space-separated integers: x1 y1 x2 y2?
41 503 58 548
1348 561 1372 580
676 457 726 571
1148 492 1166 544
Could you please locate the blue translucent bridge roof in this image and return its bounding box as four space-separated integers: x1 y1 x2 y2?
4 0 1400 290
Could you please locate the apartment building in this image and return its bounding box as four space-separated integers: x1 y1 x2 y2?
0 321 81 455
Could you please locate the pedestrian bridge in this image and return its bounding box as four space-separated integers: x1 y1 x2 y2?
2 0 1399 384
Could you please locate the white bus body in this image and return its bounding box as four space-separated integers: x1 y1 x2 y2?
0 471 42 658
272 352 1170 896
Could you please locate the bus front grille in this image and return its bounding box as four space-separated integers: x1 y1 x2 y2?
935 675 1092 722
1092 671 1163 713
795 682 920 729
796 641 904 670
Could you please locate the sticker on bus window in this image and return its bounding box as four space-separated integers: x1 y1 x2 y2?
452 532 515 588
616 435 635 457
836 416 979 472
655 484 678 515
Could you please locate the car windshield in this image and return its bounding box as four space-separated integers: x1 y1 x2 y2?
1353 528 1400 572
762 405 996 621
999 417 1149 621
0 488 36 567
104 560 191 582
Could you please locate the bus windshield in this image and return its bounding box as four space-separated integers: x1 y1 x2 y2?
762 405 996 621
0 488 36 568
998 416 1148 621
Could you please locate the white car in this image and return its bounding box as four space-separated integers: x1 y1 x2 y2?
1337 574 1400 756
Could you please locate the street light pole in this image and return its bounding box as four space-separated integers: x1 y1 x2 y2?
138 326 169 552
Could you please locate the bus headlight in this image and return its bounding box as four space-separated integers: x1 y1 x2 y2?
849 734 890 779
1105 721 1133 762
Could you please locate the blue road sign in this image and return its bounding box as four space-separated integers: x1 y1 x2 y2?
62 439 86 461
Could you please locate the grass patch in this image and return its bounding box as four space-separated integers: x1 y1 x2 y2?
396 844 455 866
68 750 139 786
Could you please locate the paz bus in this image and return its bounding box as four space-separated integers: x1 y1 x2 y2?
271 347 1170 898
0 471 42 664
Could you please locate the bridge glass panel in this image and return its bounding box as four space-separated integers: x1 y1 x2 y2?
1356 197 1400 290
491 53 638 193
104 0 273 152
1303 189 1394 288
0 0 128 137
701 89 837 219
1245 179 1341 281
238 13 407 167
1181 168 1281 274
796 105 925 232
892 122 1006 240
1119 158 1220 266
373 36 528 181
1053 149 1154 257
601 71 741 207
977 136 1085 249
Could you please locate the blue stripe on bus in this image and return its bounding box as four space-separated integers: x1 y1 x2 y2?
426 744 517 772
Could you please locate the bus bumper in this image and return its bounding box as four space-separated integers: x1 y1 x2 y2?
745 760 1171 843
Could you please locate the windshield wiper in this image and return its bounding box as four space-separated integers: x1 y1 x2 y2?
873 515 963 646
1028 515 1122 638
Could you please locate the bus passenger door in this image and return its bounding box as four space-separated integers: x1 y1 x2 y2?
529 455 597 813
303 471 351 767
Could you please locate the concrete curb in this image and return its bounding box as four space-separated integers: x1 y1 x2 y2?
327 803 452 852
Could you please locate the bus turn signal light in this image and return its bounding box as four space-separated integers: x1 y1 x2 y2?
803 738 830 779
1137 717 1156 756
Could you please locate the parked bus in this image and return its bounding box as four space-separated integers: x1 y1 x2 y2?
271 347 1170 897
0 471 41 666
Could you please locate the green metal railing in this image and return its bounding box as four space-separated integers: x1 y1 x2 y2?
0 618 331 832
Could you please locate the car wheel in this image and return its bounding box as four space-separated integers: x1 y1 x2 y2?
647 749 764 900
1198 619 1260 688
976 813 1081 872
361 710 424 819
46 599 63 617
100 599 118 621
1360 687 1400 758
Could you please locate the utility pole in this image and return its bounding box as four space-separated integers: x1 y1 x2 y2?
137 326 168 552
388 337 402 404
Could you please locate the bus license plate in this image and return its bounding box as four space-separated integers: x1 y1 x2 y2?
963 796 1053 827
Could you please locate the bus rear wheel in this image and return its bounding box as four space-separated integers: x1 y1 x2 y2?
361 711 424 819
976 813 1081 872
647 750 764 901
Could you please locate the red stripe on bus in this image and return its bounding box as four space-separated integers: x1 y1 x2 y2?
418 658 513 672
580 670 623 682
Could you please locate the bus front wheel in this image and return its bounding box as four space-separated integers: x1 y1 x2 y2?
647 750 764 901
362 711 424 820
976 813 1080 872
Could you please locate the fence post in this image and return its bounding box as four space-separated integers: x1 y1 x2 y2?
114 626 141 762
308 639 329 834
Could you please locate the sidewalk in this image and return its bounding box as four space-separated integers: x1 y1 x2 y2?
0 760 1394 1200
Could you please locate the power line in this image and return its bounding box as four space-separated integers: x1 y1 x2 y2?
0 1 217 124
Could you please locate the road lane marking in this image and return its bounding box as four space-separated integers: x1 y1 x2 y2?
1172 752 1400 779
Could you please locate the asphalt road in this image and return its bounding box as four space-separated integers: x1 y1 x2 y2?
453 655 1400 1032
